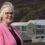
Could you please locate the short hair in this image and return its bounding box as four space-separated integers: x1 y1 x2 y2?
0 2 14 21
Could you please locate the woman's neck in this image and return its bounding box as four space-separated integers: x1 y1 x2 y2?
2 21 11 27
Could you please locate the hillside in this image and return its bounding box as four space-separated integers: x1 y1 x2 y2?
0 0 45 22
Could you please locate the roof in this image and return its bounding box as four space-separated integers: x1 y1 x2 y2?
11 20 45 26
28 20 45 25
11 22 28 26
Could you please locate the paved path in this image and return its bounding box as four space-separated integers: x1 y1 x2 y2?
24 42 45 45
24 41 32 45
32 42 45 45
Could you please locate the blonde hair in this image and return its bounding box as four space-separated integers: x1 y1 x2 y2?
0 2 14 21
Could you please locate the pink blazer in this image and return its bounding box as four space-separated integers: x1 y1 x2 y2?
0 22 23 45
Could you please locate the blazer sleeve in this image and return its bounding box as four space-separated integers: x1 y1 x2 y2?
0 30 4 45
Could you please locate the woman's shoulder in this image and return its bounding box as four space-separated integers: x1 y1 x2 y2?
0 21 2 25
0 22 3 30
0 21 2 23
0 25 3 34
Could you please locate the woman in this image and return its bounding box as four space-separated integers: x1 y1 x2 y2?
0 2 23 45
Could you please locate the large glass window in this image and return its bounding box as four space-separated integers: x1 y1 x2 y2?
35 25 44 34
36 25 44 28
36 29 44 34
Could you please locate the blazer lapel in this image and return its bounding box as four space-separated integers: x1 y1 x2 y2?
11 26 23 45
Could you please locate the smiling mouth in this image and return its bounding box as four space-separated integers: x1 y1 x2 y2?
8 17 12 19
7 18 12 20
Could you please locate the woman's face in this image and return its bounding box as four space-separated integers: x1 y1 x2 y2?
1 7 14 24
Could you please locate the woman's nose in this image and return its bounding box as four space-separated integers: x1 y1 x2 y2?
8 14 12 17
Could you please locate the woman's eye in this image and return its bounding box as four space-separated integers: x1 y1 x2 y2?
5 12 13 14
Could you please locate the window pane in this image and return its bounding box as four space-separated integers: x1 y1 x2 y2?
22 26 26 31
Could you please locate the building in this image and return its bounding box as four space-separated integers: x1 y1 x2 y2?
28 20 45 42
11 20 45 42
11 22 32 42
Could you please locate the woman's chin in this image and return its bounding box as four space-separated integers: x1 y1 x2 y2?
6 20 12 24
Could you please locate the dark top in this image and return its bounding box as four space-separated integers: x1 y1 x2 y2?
9 27 21 45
